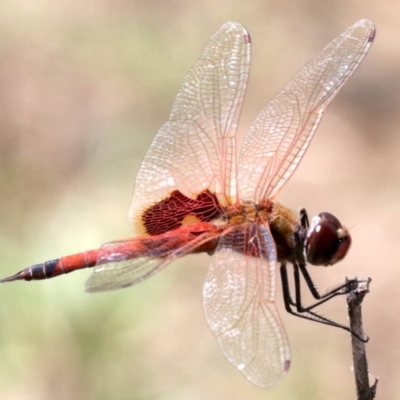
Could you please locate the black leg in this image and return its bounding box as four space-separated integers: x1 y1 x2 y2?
296 263 355 310
299 208 309 229
280 262 367 342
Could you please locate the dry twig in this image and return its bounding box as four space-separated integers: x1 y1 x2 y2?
346 277 378 400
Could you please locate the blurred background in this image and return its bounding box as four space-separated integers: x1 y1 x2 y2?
0 1 398 399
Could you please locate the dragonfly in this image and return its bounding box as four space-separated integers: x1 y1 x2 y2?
1 20 375 387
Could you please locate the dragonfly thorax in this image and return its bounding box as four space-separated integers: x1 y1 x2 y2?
224 199 274 225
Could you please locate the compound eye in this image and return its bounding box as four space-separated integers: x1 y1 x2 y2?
306 212 351 266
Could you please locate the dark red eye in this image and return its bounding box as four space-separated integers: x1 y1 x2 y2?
305 212 351 266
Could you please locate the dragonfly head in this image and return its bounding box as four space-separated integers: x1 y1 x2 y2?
305 212 351 266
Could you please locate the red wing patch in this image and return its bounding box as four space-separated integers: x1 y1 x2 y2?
141 190 223 236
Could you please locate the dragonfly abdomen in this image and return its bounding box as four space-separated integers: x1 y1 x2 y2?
1 250 99 282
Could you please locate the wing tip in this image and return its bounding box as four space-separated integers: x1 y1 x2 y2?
353 19 376 42
219 21 251 44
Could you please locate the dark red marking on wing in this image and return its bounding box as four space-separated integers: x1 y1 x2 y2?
142 189 223 236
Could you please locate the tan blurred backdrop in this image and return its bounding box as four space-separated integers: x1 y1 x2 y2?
0 1 398 399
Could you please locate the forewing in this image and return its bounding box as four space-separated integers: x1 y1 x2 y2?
203 223 290 387
129 22 251 234
238 19 375 202
86 228 221 292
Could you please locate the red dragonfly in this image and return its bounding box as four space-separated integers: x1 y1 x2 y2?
1 20 375 387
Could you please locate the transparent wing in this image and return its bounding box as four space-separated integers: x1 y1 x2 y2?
203 223 290 387
86 227 221 292
86 257 169 293
129 22 251 234
238 19 375 202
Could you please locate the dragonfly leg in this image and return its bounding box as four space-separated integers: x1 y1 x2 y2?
280 262 368 342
